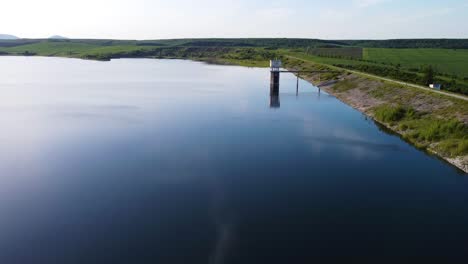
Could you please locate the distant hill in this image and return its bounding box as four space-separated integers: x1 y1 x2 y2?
0 34 19 40
49 35 68 39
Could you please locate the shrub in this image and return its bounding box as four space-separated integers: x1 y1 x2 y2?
399 124 409 131
374 105 408 123
437 139 468 157
333 79 357 92
417 119 466 141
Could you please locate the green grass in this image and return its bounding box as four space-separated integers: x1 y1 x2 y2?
437 139 468 157
307 47 363 59
280 49 374 67
374 105 411 122
332 79 358 92
372 104 468 157
405 118 466 142
0 42 99 56
364 48 468 78
0 42 160 59
365 80 468 118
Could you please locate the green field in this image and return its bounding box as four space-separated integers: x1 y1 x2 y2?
364 48 468 78
307 47 363 59
0 42 157 57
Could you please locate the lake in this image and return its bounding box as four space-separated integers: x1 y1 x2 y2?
0 57 466 263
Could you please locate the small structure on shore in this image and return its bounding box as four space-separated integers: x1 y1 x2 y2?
430 84 442 90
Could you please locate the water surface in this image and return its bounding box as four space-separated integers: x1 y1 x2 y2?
0 57 466 263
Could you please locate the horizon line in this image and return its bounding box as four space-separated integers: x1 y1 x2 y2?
3 36 468 41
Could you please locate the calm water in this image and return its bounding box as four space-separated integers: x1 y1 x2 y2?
0 57 466 263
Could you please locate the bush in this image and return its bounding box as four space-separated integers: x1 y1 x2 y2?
417 119 466 141
437 139 468 157
399 124 409 131
332 79 357 92
374 105 409 123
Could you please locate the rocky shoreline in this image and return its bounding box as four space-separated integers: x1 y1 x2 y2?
298 72 468 174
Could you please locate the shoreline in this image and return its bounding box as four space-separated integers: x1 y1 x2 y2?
297 72 468 174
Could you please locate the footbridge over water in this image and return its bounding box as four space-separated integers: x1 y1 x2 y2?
269 60 340 108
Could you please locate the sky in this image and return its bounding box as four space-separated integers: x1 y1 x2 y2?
2 0 468 40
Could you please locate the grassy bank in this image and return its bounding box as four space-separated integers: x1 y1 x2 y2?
373 104 468 157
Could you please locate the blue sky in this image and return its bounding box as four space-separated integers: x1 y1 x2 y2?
1 0 468 39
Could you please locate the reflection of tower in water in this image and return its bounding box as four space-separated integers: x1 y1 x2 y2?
270 94 280 108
